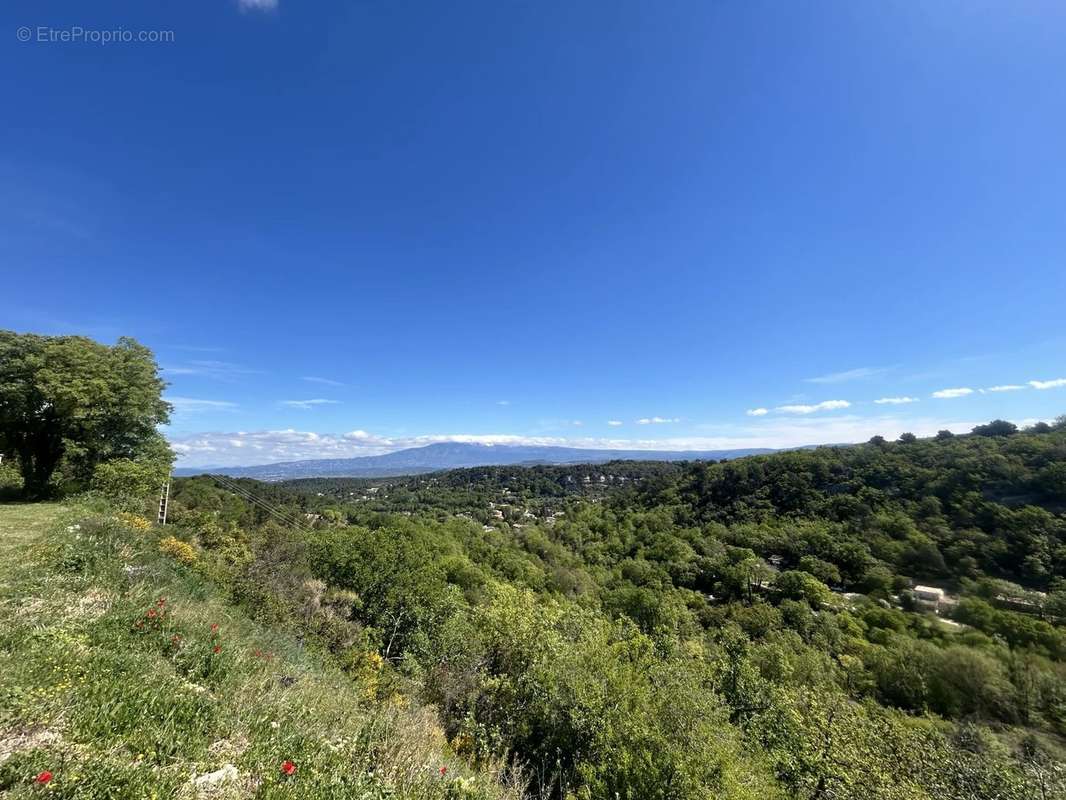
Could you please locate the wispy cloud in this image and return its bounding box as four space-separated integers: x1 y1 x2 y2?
932 387 974 399
496 400 511 406
571 420 584 426
281 399 342 410
163 360 261 381
237 0 278 11
746 408 769 417
607 420 623 426
166 397 239 413
874 396 918 405
169 412 1058 468
805 367 888 384
1030 378 1066 390
636 416 680 425
302 376 345 387
776 400 851 414
983 385 1026 393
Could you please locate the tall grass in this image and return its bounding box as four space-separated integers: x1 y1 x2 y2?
0 502 524 800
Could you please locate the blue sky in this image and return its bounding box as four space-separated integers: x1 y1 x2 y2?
2 0 1064 467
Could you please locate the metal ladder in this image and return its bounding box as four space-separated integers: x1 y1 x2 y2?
157 480 171 525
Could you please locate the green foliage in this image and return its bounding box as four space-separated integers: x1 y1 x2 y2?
0 331 171 498
0 503 515 800
90 450 170 510
92 422 1066 798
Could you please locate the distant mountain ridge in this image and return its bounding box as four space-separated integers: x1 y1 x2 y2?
174 441 777 480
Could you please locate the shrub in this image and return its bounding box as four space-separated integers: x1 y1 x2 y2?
159 535 197 564
91 457 168 502
116 511 153 532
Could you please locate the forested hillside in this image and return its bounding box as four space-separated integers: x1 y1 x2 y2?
159 419 1066 799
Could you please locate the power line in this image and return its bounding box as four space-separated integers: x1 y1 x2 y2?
217 480 309 532
212 475 307 530
209 474 312 533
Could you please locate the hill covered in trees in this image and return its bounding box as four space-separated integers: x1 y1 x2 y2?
159 419 1066 799
3 328 1065 797
173 442 776 480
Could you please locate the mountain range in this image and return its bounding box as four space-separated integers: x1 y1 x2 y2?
174 442 777 481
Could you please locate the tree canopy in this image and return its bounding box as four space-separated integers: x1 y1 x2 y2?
0 331 171 497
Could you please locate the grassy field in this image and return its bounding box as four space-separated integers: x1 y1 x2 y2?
0 502 516 799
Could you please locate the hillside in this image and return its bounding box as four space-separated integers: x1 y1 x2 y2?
174 442 777 480
0 502 518 799
161 421 1066 799
5 421 1066 798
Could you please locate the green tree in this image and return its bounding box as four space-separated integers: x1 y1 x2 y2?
0 331 171 497
972 419 1018 437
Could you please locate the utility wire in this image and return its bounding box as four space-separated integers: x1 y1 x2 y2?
212 475 307 530
216 478 309 532
210 474 313 533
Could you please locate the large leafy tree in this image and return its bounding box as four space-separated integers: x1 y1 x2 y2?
0 331 171 498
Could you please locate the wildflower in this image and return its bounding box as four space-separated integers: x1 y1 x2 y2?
36 770 53 784
213 645 222 654
157 597 166 606
147 608 157 618
281 760 296 776
439 766 447 776
210 623 219 633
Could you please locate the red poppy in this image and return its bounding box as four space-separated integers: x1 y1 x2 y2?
281 760 296 776
157 597 166 606
210 623 219 633
147 608 157 618
36 771 53 784
213 645 222 654
440 766 448 776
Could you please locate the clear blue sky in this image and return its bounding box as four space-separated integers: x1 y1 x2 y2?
3 0 1064 466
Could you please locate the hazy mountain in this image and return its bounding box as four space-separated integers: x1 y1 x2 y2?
174 441 776 480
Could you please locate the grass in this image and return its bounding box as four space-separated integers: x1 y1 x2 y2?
0 501 519 799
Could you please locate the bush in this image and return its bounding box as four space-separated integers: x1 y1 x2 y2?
0 457 22 497
92 458 168 509
159 535 197 565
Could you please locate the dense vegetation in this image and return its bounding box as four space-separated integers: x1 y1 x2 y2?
0 331 172 499
162 420 1066 799
0 502 519 799
4 330 1066 797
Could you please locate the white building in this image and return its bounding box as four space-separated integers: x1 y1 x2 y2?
913 585 946 611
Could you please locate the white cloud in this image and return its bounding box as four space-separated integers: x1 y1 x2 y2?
636 416 680 425
746 408 769 416
170 413 1042 468
238 0 278 10
166 396 239 413
776 400 851 414
302 376 345 387
874 397 918 405
571 420 584 426
984 385 1026 393
1029 378 1066 390
281 399 342 410
932 387 974 399
805 367 888 384
496 400 511 406
607 420 623 426
163 360 261 381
